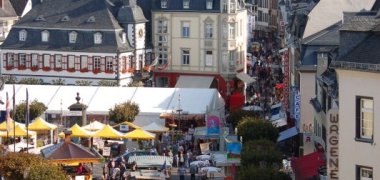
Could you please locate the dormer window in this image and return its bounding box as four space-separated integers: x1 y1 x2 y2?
41 30 49 42
61 15 70 22
183 0 190 9
122 32 127 43
69 31 77 43
161 0 168 8
87 16 96 23
206 0 213 9
19 29 27 41
35 15 45 21
94 32 102 44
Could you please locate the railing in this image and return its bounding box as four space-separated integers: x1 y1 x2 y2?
331 61 380 72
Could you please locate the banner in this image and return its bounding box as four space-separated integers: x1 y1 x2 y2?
207 115 220 135
227 142 242 159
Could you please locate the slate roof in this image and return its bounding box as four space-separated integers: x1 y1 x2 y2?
301 21 341 46
14 0 122 30
151 0 221 12
1 0 134 53
41 140 100 161
9 0 28 16
117 0 147 24
338 33 380 64
340 11 378 31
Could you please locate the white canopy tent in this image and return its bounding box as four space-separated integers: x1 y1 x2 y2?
0 85 225 125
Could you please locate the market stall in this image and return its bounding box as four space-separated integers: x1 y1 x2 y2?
28 117 57 145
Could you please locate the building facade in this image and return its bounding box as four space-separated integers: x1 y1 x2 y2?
151 0 247 99
0 0 151 86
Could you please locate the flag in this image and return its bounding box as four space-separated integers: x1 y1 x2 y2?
25 88 29 126
5 92 12 132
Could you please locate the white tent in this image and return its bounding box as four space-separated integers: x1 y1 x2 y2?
82 120 105 131
142 122 169 133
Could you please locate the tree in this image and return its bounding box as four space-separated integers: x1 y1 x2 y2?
238 164 291 180
0 152 66 180
237 116 279 143
109 100 140 124
226 109 260 128
17 78 43 85
14 99 48 122
241 139 283 167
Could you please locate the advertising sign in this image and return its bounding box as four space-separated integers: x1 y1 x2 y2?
207 115 220 135
103 147 111 157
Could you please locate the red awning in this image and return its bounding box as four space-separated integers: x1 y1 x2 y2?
291 152 326 179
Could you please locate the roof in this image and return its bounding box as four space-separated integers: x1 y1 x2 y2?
0 0 18 17
1 0 133 53
14 0 121 30
152 0 221 12
301 21 341 46
9 0 28 16
340 11 378 31
338 33 380 64
117 1 148 23
302 0 375 39
41 140 100 163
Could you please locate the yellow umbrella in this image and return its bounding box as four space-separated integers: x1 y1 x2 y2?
124 128 155 140
28 117 57 131
59 124 93 138
0 118 25 131
112 121 140 129
0 124 36 137
92 124 124 139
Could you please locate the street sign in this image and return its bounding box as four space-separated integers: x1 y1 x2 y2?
103 147 111 156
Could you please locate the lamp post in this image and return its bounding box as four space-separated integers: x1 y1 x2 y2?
176 94 182 135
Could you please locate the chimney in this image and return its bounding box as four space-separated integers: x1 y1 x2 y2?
64 130 72 143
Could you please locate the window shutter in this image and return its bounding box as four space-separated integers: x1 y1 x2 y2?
14 54 18 67
75 56 80 70
355 97 360 138
50 55 54 67
3 54 6 66
26 54 31 68
100 57 105 71
62 56 67 69
38 55 42 68
88 57 93 71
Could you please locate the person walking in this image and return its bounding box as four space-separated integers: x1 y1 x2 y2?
178 163 186 180
190 164 197 180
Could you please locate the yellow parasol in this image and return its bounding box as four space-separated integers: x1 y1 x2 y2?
124 128 155 140
0 118 25 131
92 124 125 139
112 121 140 129
0 124 36 137
59 124 93 138
28 117 57 131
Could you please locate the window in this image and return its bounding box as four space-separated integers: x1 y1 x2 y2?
6 53 14 67
157 46 168 65
183 0 190 9
106 57 113 71
206 0 213 9
19 29 27 41
182 22 190 38
182 49 190 65
356 97 374 140
68 55 75 69
93 56 101 70
229 50 236 66
158 35 167 42
161 0 168 8
158 19 168 33
156 77 168 87
94 32 102 44
41 30 49 42
205 50 213 66
357 166 373 180
80 56 88 69
69 31 77 43
222 0 227 12
55 55 62 68
205 23 213 38
31 54 38 67
229 23 236 39
230 0 236 13
122 32 127 43
43 54 50 67
19 54 26 66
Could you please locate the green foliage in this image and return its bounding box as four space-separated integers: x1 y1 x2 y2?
14 99 48 122
237 116 279 143
241 140 283 167
128 79 142 87
4 76 17 84
75 80 92 86
226 109 260 128
98 80 118 86
26 161 67 180
18 78 43 85
0 152 67 180
109 100 140 124
238 165 292 180
51 78 65 85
